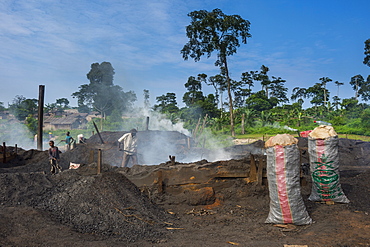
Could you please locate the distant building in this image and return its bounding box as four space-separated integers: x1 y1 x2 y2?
0 111 10 120
43 113 88 130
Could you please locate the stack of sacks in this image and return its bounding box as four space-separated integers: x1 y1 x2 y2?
265 134 312 225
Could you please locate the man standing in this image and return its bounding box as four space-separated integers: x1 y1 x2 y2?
64 131 74 151
48 140 61 174
118 129 138 167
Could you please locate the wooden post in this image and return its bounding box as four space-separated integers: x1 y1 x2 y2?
97 149 102 174
157 170 163 193
89 150 94 164
169 155 175 165
257 156 265 186
2 142 6 163
241 113 245 135
193 117 202 140
187 137 191 149
146 116 149 131
15 144 18 154
37 85 45 151
249 154 257 182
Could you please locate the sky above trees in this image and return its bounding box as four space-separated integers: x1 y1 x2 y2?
1 0 369 108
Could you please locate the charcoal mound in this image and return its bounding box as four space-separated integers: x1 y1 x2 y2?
0 163 171 243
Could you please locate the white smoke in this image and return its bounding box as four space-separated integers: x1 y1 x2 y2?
0 120 38 150
139 108 191 136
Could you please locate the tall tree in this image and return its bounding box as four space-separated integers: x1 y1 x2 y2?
255 65 271 97
319 77 332 108
306 83 328 107
0 102 6 111
207 74 227 110
183 76 204 107
153 93 179 114
349 74 365 100
181 8 251 136
56 98 70 109
334 81 344 97
143 89 150 110
269 76 288 105
364 38 370 67
8 95 38 121
291 87 307 104
72 62 136 115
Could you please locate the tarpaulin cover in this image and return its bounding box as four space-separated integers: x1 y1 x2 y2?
308 136 349 203
265 144 312 225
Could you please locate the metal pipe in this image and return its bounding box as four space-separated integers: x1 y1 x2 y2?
146 116 149 131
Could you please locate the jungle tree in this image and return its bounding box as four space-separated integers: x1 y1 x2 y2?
72 62 136 115
181 8 251 136
364 38 370 67
349 74 365 100
319 77 332 108
207 73 227 110
8 95 38 121
153 93 179 114
183 76 204 106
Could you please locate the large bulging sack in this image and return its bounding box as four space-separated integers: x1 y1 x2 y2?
265 134 312 225
308 125 349 203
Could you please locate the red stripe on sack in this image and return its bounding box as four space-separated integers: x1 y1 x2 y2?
316 139 330 200
275 145 293 223
316 139 326 165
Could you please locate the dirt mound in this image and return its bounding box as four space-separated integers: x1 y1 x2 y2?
0 162 171 244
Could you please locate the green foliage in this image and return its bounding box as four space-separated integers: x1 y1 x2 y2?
0 102 6 111
153 93 179 114
25 115 38 134
72 62 136 116
364 38 370 67
9 95 38 121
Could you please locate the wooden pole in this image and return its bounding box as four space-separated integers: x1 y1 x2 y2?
89 150 94 164
37 85 45 150
15 144 17 154
2 142 6 163
92 121 104 144
97 149 102 174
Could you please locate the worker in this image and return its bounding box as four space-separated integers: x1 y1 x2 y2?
63 131 74 151
48 140 61 174
77 134 85 144
118 128 138 167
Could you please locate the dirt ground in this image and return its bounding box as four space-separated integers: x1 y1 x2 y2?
0 133 369 247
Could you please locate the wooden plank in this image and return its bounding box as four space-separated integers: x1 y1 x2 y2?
249 154 257 182
257 156 265 186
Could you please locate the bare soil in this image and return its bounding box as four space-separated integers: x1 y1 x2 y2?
0 134 369 247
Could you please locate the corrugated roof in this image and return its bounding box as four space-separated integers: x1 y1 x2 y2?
44 113 88 125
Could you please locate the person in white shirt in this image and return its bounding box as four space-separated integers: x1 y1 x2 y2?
118 129 138 167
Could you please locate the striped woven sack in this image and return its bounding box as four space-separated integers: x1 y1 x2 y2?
265 144 312 225
308 136 349 203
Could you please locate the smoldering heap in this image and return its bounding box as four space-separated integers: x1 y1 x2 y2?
0 147 171 244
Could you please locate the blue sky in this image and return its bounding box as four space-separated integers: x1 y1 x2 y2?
1 0 369 109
